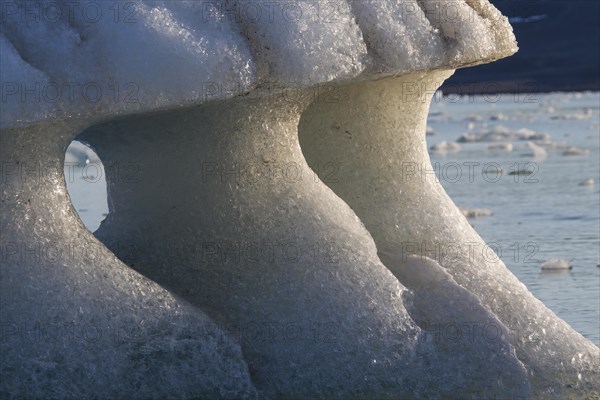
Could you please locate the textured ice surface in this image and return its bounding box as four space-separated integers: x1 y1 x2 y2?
78 91 530 398
299 72 600 398
1 0 515 127
381 253 530 395
349 0 444 71
227 0 367 84
0 1 256 126
0 122 257 398
0 33 50 126
4 0 596 398
349 0 517 73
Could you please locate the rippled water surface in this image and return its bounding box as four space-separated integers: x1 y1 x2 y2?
427 91 599 345
66 91 600 346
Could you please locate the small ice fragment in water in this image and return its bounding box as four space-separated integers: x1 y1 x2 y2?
430 141 460 153
460 208 493 219
540 259 573 271
486 142 513 153
522 141 547 159
562 147 590 156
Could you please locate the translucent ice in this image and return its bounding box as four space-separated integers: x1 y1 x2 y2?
78 91 530 398
299 72 600 398
2 0 598 398
0 121 257 398
226 0 368 84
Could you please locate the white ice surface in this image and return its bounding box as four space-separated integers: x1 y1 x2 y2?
1 0 516 127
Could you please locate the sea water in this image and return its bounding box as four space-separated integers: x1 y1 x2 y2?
427 91 600 346
66 91 600 346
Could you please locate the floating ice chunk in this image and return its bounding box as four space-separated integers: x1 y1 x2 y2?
430 140 461 153
429 111 451 123
514 128 536 139
460 207 494 218
508 169 534 176
490 124 513 134
486 142 513 153
551 109 593 120
458 124 510 142
534 140 560 150
459 126 551 143
562 146 591 156
522 141 548 159
490 112 509 121
464 114 483 122
540 258 573 271
5 0 574 397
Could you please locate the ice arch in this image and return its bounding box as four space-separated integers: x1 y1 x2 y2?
1 1 598 399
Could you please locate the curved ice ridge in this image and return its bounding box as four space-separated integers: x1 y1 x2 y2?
1 0 516 127
1 0 598 399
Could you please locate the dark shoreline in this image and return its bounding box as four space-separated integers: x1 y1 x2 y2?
440 81 600 96
441 0 599 96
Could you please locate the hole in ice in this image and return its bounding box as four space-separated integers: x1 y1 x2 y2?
64 140 109 232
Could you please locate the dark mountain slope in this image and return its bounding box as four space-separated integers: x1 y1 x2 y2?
443 0 600 93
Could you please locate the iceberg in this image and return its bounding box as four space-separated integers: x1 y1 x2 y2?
1 0 598 398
